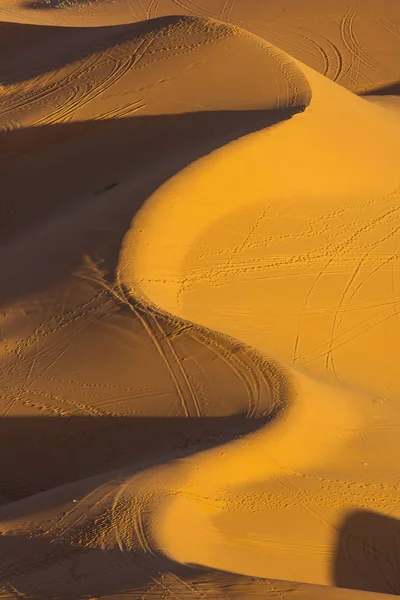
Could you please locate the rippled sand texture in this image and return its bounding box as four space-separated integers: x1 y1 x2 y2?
1 2 400 599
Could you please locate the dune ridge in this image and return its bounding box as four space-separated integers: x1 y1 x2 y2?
119 15 400 593
1 3 400 600
122 47 400 400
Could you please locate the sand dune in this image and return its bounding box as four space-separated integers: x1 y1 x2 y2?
1 463 396 599
2 0 400 94
124 53 400 400
1 2 400 599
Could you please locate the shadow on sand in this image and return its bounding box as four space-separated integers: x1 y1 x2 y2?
0 414 271 503
4 16 397 599
2 476 400 597
24 0 96 8
0 414 280 599
0 19 170 86
0 532 287 599
334 509 400 594
0 16 306 309
362 81 400 96
0 107 300 308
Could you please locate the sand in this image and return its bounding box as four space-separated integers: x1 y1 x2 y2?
1 1 400 598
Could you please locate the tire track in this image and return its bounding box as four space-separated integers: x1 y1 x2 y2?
325 252 371 381
297 301 400 367
227 0 236 24
266 27 345 83
189 330 259 418
134 308 201 418
376 16 400 43
0 54 101 118
42 480 120 539
1 32 155 126
1 293 115 385
144 0 171 21
292 257 335 365
340 1 399 88
90 98 146 121
32 54 137 126
187 328 282 419
219 0 229 21
153 317 202 418
326 250 400 381
170 0 218 20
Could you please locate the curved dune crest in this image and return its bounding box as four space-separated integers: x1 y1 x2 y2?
117 25 400 590
1 3 400 600
121 49 400 400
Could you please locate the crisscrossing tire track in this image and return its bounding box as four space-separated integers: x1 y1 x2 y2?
340 0 399 89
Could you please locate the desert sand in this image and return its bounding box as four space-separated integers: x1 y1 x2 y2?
1 1 400 599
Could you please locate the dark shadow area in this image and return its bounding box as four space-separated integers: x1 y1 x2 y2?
0 18 179 86
362 81 400 96
0 533 189 599
0 533 283 599
25 0 97 8
334 509 400 594
0 415 268 503
0 414 281 598
0 107 299 308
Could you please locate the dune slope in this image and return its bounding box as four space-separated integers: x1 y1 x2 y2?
123 51 400 401
1 3 400 600
2 0 400 94
121 18 400 593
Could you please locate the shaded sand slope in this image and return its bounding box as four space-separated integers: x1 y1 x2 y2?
0 16 308 251
0 16 308 123
0 267 283 504
0 19 300 493
123 55 400 401
1 0 400 93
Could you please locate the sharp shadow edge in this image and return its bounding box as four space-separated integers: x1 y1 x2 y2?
0 107 300 308
0 414 274 503
0 537 289 600
0 413 285 599
362 81 400 96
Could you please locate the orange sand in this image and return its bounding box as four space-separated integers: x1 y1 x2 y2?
1 2 400 599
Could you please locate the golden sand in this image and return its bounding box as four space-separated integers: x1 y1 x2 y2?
1 2 400 598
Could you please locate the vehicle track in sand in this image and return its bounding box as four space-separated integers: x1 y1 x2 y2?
340 0 400 89
0 17 258 130
266 27 345 84
3 10 400 595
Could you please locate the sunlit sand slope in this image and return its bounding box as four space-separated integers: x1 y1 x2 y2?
122 52 400 402
156 368 400 590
